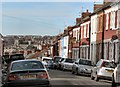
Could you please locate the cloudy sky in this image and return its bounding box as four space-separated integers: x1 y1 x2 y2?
1 0 103 36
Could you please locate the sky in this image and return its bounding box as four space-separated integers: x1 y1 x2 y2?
1 0 103 36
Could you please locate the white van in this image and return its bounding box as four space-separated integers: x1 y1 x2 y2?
42 57 52 61
42 57 53 69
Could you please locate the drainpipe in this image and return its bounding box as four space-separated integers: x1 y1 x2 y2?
79 24 81 58
101 10 105 59
88 16 91 59
113 42 116 62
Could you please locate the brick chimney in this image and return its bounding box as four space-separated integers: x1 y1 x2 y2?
81 9 91 19
94 4 103 11
103 0 111 4
76 18 81 24
64 28 68 34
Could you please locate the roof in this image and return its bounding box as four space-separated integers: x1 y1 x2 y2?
73 2 116 28
90 2 116 16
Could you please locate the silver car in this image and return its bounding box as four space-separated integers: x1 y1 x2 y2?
61 58 76 71
91 59 115 81
112 64 120 87
72 59 80 74
72 58 92 75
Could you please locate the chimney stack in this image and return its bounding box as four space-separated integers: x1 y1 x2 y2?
94 4 103 11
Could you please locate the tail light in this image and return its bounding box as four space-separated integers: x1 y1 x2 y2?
37 72 48 79
8 74 19 81
100 61 104 68
100 65 103 68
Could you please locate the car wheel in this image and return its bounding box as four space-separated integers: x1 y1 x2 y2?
62 66 65 71
95 75 99 81
91 71 94 80
112 75 116 87
76 68 79 75
72 70 75 74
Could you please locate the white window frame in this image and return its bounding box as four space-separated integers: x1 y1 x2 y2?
81 26 83 39
106 13 108 30
84 25 86 38
110 11 116 30
87 24 89 38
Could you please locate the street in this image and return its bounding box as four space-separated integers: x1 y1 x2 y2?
48 69 111 87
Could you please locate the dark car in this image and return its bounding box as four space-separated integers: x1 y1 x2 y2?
9 54 25 62
4 59 51 87
56 57 65 69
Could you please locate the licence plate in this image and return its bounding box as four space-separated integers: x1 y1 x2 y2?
21 74 36 79
107 70 113 73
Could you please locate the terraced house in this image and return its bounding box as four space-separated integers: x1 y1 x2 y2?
90 2 120 64
46 1 120 64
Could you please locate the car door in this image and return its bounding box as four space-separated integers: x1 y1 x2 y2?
77 59 84 73
73 59 79 70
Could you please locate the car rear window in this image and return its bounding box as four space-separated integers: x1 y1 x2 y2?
102 61 116 68
11 61 44 71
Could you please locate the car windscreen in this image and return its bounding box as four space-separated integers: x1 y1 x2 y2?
11 61 44 71
53 57 61 63
79 60 92 66
65 59 75 63
102 61 116 68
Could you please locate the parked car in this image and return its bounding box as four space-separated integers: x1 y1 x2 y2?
9 54 25 61
72 58 92 75
3 59 51 87
56 57 65 69
52 56 61 69
91 59 115 81
42 57 53 70
47 59 53 69
72 58 80 74
7 54 25 66
61 58 76 71
112 63 120 87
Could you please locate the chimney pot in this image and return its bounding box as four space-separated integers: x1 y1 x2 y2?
87 9 88 12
